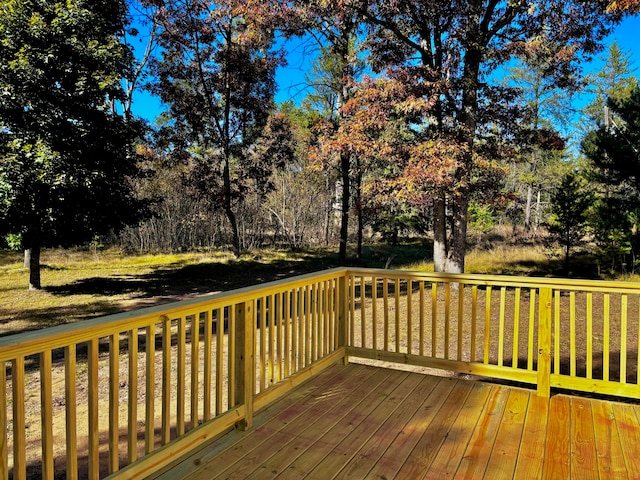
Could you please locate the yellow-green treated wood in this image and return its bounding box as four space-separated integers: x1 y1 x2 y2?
88 338 100 479
284 290 291 378
65 345 78 480
512 287 521 369
471 285 477 362
457 283 464 361
384 279 390 351
419 281 425 357
216 308 224 415
432 282 437 357
444 282 451 359
228 304 237 408
40 350 54 480
537 288 552 398
109 334 120 474
191 314 200 431
177 316 186 437
570 292 576 377
234 301 254 430
498 287 506 367
587 293 593 380
349 277 356 348
604 294 610 382
0 362 6 480
305 285 312 366
369 277 376 351
554 291 560 375
203 311 212 422
162 316 172 445
527 289 536 371
12 357 26 480
275 292 282 382
621 294 628 383
268 295 275 386
292 288 299 374
360 276 366 349
129 329 139 463
395 278 401 353
145 324 156 455
484 286 492 365
407 279 413 354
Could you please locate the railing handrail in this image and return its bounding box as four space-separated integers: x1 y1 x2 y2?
0 267 348 362
346 267 640 293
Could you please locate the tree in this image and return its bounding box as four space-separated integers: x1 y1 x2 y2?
0 0 146 289
358 0 618 273
546 172 593 275
148 0 283 255
582 85 640 273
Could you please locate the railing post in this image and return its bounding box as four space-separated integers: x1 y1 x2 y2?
235 300 255 430
537 287 552 398
338 274 349 365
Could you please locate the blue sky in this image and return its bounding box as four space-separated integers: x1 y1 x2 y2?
131 15 640 125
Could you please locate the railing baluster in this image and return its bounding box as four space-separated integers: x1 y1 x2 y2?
444 283 451 359
604 294 610 382
512 288 520 369
40 350 54 480
537 288 552 397
268 295 275 385
357 277 364 349
394 278 400 353
457 283 464 361
432 283 437 357
284 290 290 378
64 345 78 479
384 279 390 352
161 316 171 445
216 307 224 414
484 286 491 364
407 279 413 355
229 305 237 408
586 293 593 380
145 324 156 454
419 282 425 357
259 298 267 390
527 289 536 371
292 288 298 373
554 291 560 375
191 313 200 431
12 357 26 480
305 285 311 365
109 334 120 474
498 287 506 367
349 277 355 349
177 316 186 437
621 294 628 383
128 329 138 463
0 361 7 480
88 339 99 479
203 311 212 422
570 292 576 378
471 285 477 362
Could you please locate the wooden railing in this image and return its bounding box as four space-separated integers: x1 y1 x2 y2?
0 268 347 480
2 267 639 479
346 268 640 399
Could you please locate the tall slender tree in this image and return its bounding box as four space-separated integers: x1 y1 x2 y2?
0 0 146 289
358 0 618 273
147 0 282 255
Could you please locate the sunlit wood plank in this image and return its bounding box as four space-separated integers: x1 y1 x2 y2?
229 305 237 407
216 308 224 415
512 288 521 369
284 290 291 378
384 279 390 351
457 283 464 361
570 292 576 377
109 334 120 474
145 324 156 454
191 313 200 431
604 294 610 382
620 294 628 383
64 345 78 479
177 316 186 437
484 286 491 364
203 311 212 421
554 291 560 375
407 279 413 354
527 289 536 371
292 288 299 373
471 285 477 362
12 357 26 480
432 283 438 357
395 278 400 352
40 351 54 480
128 329 139 463
586 293 593 380
498 287 506 367
360 276 366 349
88 339 99 479
373 277 378 351
162 316 171 445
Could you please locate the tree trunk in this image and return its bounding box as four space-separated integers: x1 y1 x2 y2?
524 185 533 232
355 167 363 260
29 244 41 290
446 193 468 274
338 152 350 265
433 192 447 272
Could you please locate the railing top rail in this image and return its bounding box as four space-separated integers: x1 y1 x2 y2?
0 267 348 362
345 267 640 293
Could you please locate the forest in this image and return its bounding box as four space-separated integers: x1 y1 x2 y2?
2 0 640 291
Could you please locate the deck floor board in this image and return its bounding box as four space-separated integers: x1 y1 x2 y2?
160 363 640 480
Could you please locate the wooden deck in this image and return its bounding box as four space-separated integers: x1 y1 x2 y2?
157 363 640 479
